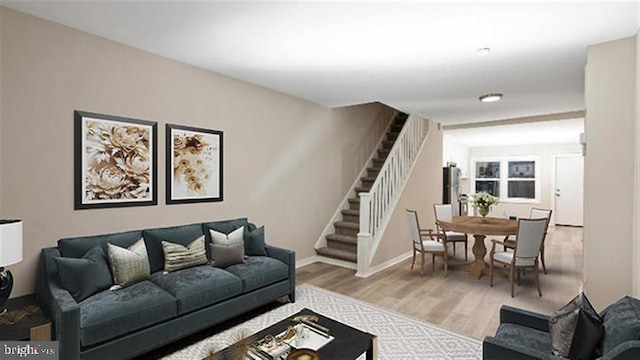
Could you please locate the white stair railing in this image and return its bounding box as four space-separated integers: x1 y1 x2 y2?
357 114 430 276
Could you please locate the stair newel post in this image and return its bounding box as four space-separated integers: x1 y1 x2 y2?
357 191 372 276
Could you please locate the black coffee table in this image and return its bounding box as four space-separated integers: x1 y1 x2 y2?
214 308 377 360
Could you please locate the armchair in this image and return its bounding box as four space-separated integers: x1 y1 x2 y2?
483 297 640 360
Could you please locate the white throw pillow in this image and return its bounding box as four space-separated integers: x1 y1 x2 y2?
209 226 244 245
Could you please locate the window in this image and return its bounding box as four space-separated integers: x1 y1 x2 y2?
471 157 540 202
475 161 500 197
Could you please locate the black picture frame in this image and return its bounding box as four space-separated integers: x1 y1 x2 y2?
74 111 158 210
166 124 223 204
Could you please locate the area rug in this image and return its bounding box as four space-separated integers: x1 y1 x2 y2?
162 284 482 360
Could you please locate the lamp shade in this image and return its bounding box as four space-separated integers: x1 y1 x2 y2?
0 220 23 267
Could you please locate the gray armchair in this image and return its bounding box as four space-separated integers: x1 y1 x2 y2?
483 297 640 360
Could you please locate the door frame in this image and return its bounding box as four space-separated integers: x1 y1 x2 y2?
551 153 584 227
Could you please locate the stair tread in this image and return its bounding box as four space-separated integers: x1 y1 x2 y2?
354 186 371 193
316 247 357 262
360 176 376 182
348 198 360 203
341 209 360 215
326 233 358 244
334 221 359 229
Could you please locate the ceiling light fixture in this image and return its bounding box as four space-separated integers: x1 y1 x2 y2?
479 93 503 103
477 47 491 56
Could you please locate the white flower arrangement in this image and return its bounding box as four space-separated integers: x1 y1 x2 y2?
470 192 499 216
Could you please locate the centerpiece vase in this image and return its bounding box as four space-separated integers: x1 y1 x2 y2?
478 206 489 217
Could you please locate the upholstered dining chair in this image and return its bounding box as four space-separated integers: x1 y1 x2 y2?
490 217 547 297
406 209 447 277
504 208 552 274
434 204 468 261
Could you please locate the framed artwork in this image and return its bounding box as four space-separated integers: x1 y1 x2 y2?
166 124 223 204
74 111 158 209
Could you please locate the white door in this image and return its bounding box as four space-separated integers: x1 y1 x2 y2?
555 155 584 226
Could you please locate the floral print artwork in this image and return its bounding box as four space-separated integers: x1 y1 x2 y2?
170 129 220 200
83 119 153 202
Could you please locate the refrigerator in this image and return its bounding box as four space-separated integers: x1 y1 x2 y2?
443 165 461 216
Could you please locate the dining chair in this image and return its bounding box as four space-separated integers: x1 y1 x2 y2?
490 218 547 297
433 204 468 261
504 208 552 274
406 209 447 277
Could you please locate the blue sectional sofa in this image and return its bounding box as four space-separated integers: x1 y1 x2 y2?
37 218 295 360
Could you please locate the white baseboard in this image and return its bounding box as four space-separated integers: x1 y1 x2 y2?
355 251 413 278
296 255 357 270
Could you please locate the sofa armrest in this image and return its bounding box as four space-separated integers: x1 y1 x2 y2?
265 244 296 302
38 248 81 360
483 336 562 360
500 305 550 333
601 340 640 360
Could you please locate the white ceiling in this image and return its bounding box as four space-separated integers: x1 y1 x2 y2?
2 1 638 125
444 118 585 147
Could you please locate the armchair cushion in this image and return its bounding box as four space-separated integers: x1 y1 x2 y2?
421 240 445 252
495 323 551 354
493 251 535 267
600 296 640 354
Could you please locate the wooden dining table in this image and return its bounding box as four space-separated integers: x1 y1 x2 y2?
436 216 518 279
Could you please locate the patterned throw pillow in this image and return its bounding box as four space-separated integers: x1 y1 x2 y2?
161 236 208 273
107 238 151 290
209 227 244 255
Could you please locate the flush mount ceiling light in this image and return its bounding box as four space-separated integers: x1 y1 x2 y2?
479 93 503 103
477 47 491 56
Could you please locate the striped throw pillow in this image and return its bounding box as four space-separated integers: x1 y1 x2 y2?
161 236 208 273
107 238 150 290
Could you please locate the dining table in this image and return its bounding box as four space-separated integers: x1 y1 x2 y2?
436 216 518 279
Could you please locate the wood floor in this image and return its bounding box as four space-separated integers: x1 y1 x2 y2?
297 225 583 340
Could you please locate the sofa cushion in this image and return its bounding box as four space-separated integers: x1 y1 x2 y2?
244 226 267 256
495 323 551 354
149 265 242 314
54 246 113 302
224 256 289 292
203 218 249 236
162 236 208 273
143 223 205 273
600 296 640 354
58 230 142 258
79 280 177 347
107 239 151 289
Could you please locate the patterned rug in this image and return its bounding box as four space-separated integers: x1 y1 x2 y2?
161 284 482 359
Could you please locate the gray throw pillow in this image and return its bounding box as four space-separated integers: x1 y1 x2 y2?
244 225 267 256
54 246 113 302
107 238 150 290
210 243 245 268
161 235 208 273
549 292 603 360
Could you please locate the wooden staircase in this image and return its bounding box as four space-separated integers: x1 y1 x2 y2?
316 112 408 263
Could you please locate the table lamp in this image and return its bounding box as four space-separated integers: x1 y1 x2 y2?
0 219 23 315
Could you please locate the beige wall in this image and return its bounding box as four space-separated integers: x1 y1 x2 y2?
0 7 391 297
0 6 4 213
584 35 638 309
466 143 582 221
371 120 443 267
634 31 640 297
